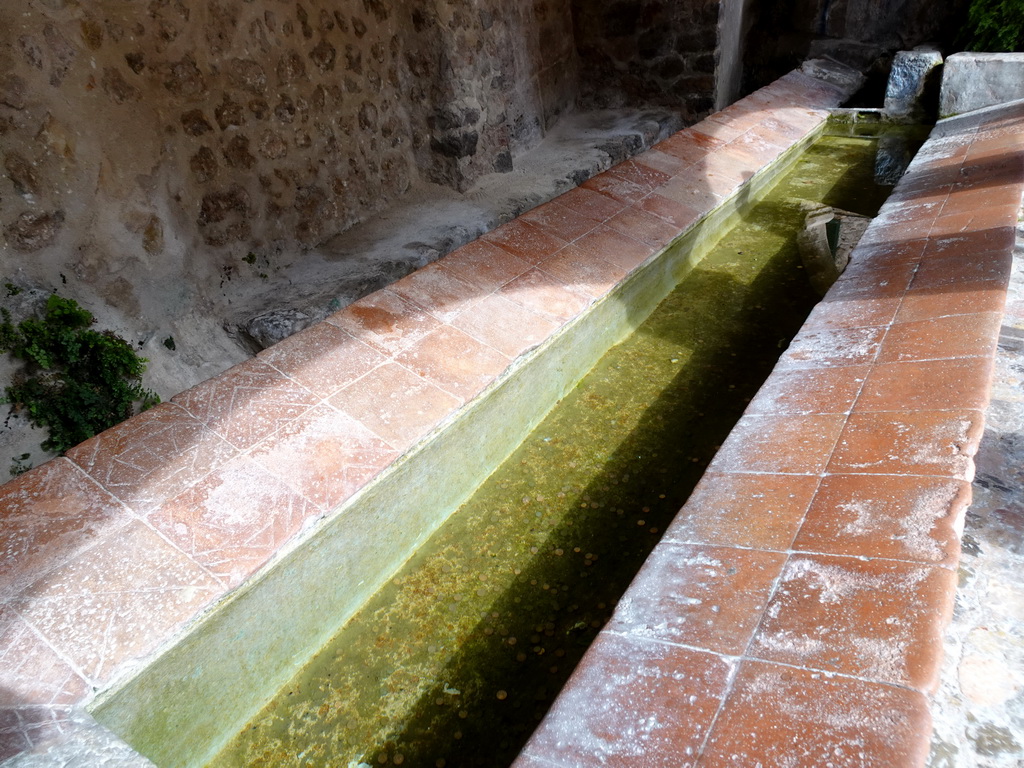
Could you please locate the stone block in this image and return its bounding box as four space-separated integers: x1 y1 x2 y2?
940 52 1024 117
884 48 943 121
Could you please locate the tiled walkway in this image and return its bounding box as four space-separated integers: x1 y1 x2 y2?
514 102 1024 767
1 71 1021 767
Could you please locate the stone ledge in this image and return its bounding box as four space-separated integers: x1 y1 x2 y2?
1 63 858 765
514 99 1024 768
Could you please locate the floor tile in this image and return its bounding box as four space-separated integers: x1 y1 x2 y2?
0 606 89 709
605 205 682 248
776 326 884 370
258 322 385 399
930 205 1020 238
606 158 673 192
441 239 532 293
655 130 725 166
0 459 132 602
522 632 731 768
482 219 570 265
396 325 509 401
910 248 1012 290
538 243 628 299
879 312 1002 363
851 239 927 270
66 403 237 514
699 659 931 767
147 456 323 587
607 543 786 654
802 292 901 332
14 520 222 684
570 225 654 272
248 403 397 511
498 267 592 322
452 293 559 358
828 409 985 478
793 474 970 566
745 365 868 416
654 178 722 217
664 473 820 550
857 357 994 412
581 172 649 205
330 362 460 452
895 281 1008 323
632 148 689 177
750 554 956 690
553 186 628 223
0 705 74 763
172 358 319 451
520 200 601 242
327 289 442 357
638 192 704 230
708 414 846 475
388 262 485 324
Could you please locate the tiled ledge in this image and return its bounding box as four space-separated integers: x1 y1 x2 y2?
1 64 859 764
514 101 1024 768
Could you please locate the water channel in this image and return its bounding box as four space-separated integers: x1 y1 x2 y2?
209 127 917 768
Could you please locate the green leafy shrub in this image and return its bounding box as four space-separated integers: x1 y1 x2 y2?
0 295 159 453
961 0 1024 51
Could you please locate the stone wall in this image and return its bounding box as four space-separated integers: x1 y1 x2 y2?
570 0 723 119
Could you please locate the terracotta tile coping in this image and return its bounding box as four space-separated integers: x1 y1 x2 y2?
513 102 1024 768
0 66 1006 766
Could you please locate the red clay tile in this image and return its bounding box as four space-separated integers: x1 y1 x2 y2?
750 554 956 690
910 248 1012 290
554 185 628 223
708 414 846 475
498 267 592 321
0 705 73 763
538 243 629 299
258 322 385 399
248 403 397 511
689 115 749 144
777 326 885 370
605 205 682 248
793 474 970 566
857 357 994 412
0 606 89 709
830 258 917 294
828 409 985 479
396 325 508 401
581 172 649 205
172 358 319 451
745 365 869 415
15 519 221 684
655 130 726 166
803 292 902 331
0 459 132 602
327 289 442 357
452 293 559 358
330 362 460 452
571 225 655 272
879 312 1002 363
699 659 932 768
607 543 786 654
607 158 673 192
850 239 927 270
665 473 820 550
148 456 323 587
66 403 237 513
521 632 731 768
482 218 571 265
388 262 485 324
655 177 723 215
895 281 1008 323
440 242 530 294
638 192 704 230
931 205 1021 238
633 148 689 177
520 200 601 242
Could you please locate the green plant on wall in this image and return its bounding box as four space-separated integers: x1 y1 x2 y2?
961 0 1024 51
0 294 159 454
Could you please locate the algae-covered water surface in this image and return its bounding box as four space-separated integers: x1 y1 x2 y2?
209 132 904 768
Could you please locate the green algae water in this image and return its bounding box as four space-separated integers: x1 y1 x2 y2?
209 132 906 768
